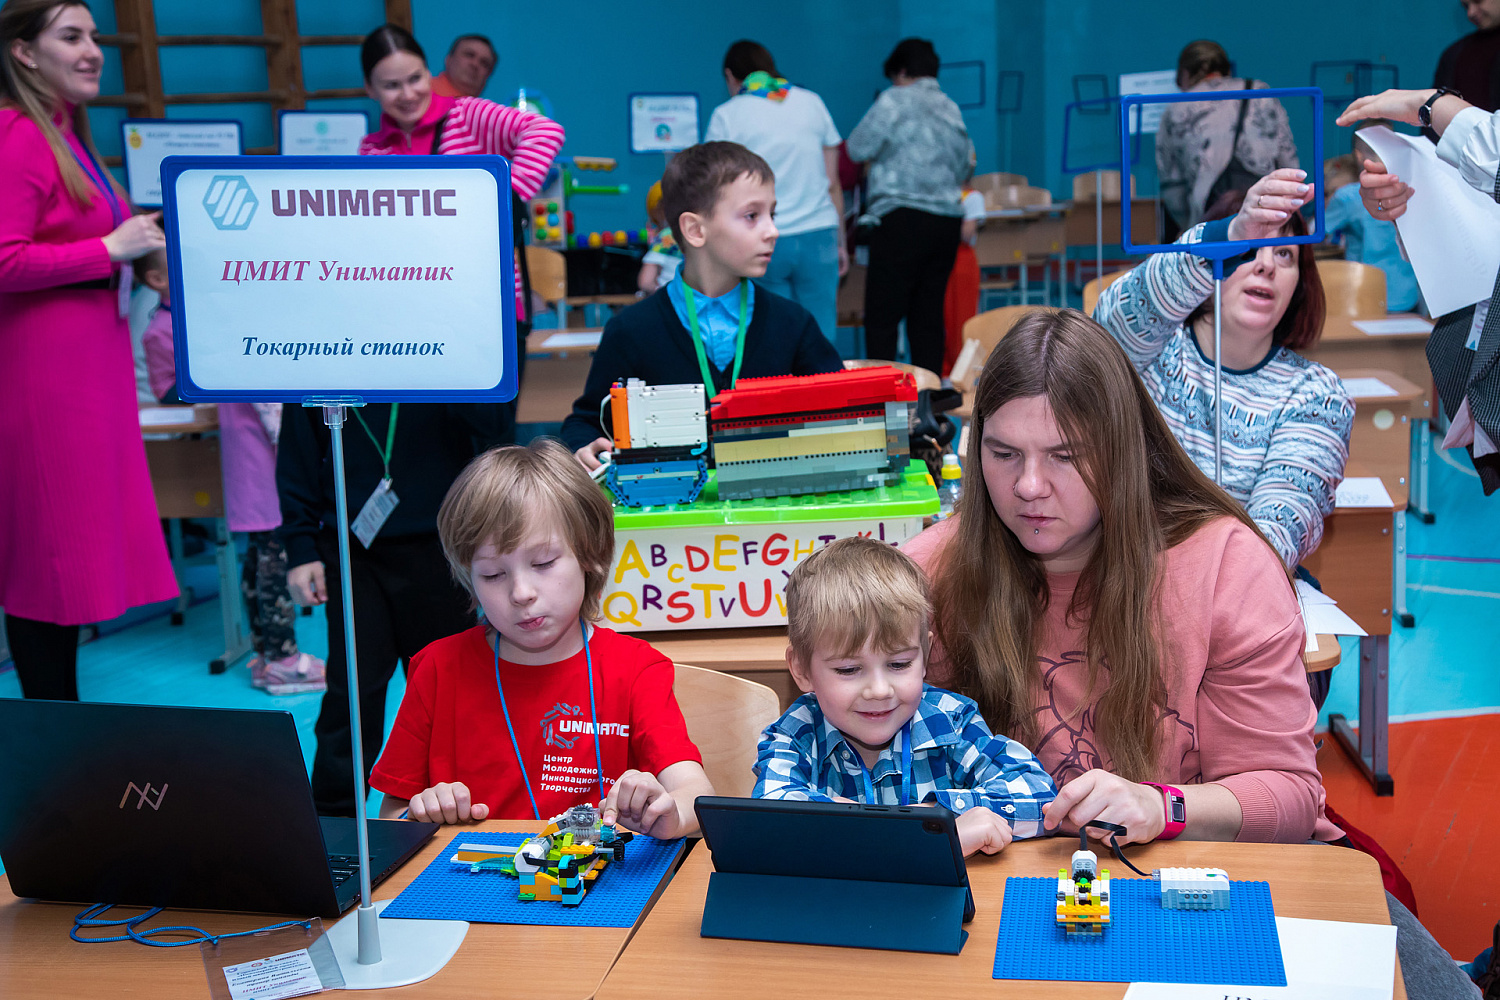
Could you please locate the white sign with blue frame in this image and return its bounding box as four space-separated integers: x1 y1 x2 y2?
159 155 517 403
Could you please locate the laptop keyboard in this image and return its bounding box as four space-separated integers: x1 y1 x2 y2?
328 854 360 886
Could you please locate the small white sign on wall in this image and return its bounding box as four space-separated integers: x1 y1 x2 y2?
629 93 699 153
160 156 516 402
1118 70 1179 135
279 111 369 157
122 119 243 207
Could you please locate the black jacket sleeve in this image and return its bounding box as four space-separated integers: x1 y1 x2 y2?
561 315 635 451
792 312 846 376
275 405 329 569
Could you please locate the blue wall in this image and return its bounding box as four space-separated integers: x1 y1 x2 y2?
87 0 1480 230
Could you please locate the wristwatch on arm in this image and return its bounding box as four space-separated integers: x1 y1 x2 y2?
1141 781 1187 840
1419 87 1460 129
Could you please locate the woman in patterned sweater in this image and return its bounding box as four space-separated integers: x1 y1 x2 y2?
1093 168 1354 570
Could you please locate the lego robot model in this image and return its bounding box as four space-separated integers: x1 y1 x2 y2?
603 379 710 508
1056 847 1111 935
449 804 633 905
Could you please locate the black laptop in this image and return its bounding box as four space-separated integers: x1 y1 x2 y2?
0 699 436 918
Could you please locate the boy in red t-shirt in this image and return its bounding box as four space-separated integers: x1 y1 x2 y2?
371 439 713 836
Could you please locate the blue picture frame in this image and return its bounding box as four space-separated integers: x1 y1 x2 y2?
996 70 1024 115
159 154 517 403
120 118 243 209
943 60 986 110
1061 96 1143 176
1119 87 1324 261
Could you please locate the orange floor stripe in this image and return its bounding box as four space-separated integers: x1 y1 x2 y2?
1317 714 1499 961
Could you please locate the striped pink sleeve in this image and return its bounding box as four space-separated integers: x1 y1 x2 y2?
460 100 565 201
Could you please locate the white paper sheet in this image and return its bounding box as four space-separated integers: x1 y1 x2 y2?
1121 916 1396 1000
1352 317 1433 336
1295 579 1336 605
1340 376 1399 398
138 406 197 427
1356 125 1500 318
1336 477 1396 508
540 331 603 349
222 947 324 1000
1302 601 1368 637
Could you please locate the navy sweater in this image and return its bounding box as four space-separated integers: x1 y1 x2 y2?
559 286 843 450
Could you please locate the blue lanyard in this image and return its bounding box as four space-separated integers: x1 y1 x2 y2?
70 140 123 228
855 719 915 806
493 619 605 820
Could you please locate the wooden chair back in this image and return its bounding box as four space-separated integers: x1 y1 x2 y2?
950 306 1053 391
672 664 781 798
1081 269 1133 315
524 245 568 304
1316 259 1387 319
1072 170 1135 202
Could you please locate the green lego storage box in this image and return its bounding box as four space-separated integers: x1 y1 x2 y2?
601 461 938 632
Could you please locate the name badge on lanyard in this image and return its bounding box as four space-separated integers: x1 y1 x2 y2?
70 141 130 318
349 405 401 548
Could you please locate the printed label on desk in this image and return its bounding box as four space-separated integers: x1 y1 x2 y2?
221 947 324 1000
602 517 923 631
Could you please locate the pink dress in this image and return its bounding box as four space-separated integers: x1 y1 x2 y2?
0 108 177 624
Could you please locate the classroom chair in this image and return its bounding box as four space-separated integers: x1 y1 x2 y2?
969 171 1028 205
524 245 569 328
834 261 867 358
672 664 781 798
1071 170 1135 203
949 307 1052 420
1317 259 1387 319
1081 269 1132 315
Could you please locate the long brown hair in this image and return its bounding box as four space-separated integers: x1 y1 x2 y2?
930 309 1269 780
0 0 102 205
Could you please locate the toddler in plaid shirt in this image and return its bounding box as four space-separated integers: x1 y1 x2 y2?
753 536 1056 857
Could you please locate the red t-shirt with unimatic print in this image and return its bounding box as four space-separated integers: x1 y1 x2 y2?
370 624 702 819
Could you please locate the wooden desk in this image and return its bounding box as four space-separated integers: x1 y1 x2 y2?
1300 363 1415 798
974 214 1065 306
1304 314 1435 520
518 330 596 426
0 820 686 1000
596 838 1403 1000
843 359 942 393
139 405 250 673
1062 198 1159 248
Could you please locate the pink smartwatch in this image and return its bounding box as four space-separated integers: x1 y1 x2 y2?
1142 781 1186 840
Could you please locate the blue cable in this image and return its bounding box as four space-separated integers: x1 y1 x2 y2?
494 618 604 820
71 902 311 947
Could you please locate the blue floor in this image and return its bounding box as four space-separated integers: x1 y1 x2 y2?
1320 431 1500 727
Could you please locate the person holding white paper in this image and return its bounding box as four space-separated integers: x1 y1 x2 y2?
1339 88 1500 492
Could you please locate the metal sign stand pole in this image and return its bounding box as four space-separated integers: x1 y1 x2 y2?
1212 260 1225 485
1094 168 1104 287
310 396 469 990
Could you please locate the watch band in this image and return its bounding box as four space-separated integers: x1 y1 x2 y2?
1419 87 1458 128
1142 781 1187 840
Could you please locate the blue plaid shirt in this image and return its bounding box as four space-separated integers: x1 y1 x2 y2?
753 685 1056 837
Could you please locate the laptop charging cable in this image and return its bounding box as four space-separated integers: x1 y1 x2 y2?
70 902 312 948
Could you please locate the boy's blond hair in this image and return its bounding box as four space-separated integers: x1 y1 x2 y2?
437 438 614 619
785 536 931 664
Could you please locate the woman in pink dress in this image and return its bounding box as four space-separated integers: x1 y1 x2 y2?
0 0 176 698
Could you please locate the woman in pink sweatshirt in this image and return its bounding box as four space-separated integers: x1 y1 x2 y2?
903 307 1334 846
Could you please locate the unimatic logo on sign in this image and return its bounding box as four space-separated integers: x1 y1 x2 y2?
120 781 168 810
203 175 258 230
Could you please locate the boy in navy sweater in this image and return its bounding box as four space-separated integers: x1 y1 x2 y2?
562 141 842 464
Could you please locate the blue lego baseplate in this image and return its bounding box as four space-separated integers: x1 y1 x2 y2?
379 829 682 927
992 877 1286 985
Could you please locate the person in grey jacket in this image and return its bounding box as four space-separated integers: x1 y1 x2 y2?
846 37 974 376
